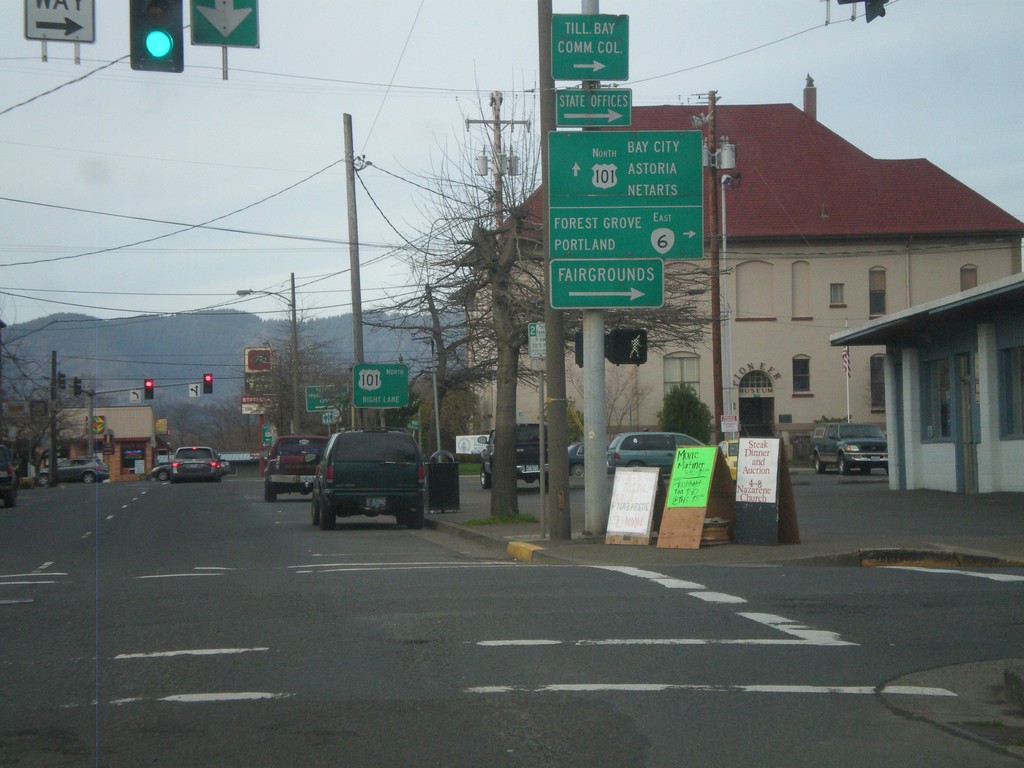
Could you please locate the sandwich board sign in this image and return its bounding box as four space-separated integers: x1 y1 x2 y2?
657 446 735 549
733 438 800 545
606 466 661 546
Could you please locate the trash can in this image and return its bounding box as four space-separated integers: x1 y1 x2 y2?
426 450 460 513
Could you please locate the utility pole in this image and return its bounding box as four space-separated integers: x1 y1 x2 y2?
538 0 571 540
49 351 59 487
466 91 530 228
706 91 724 446
289 272 301 434
344 113 365 428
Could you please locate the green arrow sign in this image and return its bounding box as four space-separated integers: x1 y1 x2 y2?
552 14 628 81
305 384 346 412
191 0 259 48
353 364 409 409
550 258 663 310
549 130 704 260
556 88 631 127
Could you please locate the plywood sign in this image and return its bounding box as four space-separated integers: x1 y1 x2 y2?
657 446 735 550
606 466 661 545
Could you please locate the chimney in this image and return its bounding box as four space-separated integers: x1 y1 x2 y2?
803 74 817 121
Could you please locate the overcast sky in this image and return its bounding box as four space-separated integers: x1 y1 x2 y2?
1 0 1021 327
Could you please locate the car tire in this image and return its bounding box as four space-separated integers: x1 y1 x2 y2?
264 484 277 502
571 463 584 477
838 454 851 475
627 460 644 467
81 472 95 484
36 474 49 487
479 465 492 490
319 504 336 530
813 453 826 474
404 505 425 530
155 468 170 481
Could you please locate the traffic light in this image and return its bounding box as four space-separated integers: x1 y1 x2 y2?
57 372 67 390
605 328 648 366
73 377 83 396
836 0 887 22
574 330 584 367
130 0 184 73
144 379 155 400
203 373 213 394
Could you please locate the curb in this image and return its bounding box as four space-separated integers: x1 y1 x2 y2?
507 541 544 562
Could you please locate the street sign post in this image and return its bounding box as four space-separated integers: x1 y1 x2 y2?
191 0 259 47
353 364 409 409
551 14 628 81
550 258 663 309
556 88 631 127
24 0 95 43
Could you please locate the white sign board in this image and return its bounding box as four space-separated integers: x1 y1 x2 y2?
455 434 489 456
735 438 780 504
528 322 546 359
606 466 661 545
25 0 95 42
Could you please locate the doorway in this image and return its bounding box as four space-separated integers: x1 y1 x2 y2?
738 371 776 437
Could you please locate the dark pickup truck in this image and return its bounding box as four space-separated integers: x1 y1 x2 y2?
479 423 543 489
811 422 888 475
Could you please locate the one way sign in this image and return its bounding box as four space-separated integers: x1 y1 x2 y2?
24 0 95 43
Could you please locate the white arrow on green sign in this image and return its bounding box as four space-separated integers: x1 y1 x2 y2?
550 258 663 310
556 88 631 127
191 0 259 48
551 14 628 81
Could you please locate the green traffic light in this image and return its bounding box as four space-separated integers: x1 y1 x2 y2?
145 28 174 59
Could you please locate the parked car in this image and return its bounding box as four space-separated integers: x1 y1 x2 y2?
311 428 425 530
37 457 110 486
567 442 585 477
718 439 739 480
606 431 704 475
150 459 172 482
811 422 888 475
0 445 19 507
479 423 544 489
264 434 328 502
170 446 222 483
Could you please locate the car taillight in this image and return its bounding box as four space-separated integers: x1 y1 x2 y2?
172 461 181 468
613 452 620 462
418 465 425 483
325 465 334 482
211 461 221 468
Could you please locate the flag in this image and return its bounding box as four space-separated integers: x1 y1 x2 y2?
841 346 851 378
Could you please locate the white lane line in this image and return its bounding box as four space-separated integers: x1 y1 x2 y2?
2 572 69 579
37 561 55 571
136 573 223 579
291 562 515 574
466 683 956 697
0 580 62 586
115 647 269 660
110 691 292 705
590 566 856 647
882 566 1024 583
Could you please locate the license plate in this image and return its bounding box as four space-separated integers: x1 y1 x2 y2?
366 497 387 509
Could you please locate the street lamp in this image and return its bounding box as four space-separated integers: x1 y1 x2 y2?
237 273 301 434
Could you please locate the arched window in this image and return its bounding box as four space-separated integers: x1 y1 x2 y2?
736 261 775 320
869 267 887 317
960 264 978 291
791 261 811 319
792 355 811 394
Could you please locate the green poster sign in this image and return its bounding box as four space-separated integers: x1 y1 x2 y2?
353 363 409 409
665 446 717 508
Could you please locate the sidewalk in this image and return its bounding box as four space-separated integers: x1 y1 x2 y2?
423 472 1024 759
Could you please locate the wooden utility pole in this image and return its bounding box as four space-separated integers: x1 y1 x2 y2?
343 113 364 427
707 91 724 446
538 0 571 540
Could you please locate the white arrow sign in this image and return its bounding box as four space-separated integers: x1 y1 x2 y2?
562 109 624 124
573 60 606 73
569 287 646 301
197 0 253 37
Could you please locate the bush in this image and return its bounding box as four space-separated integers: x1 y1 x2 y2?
657 385 713 444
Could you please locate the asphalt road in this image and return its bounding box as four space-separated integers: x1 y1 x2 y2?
2 477 1022 767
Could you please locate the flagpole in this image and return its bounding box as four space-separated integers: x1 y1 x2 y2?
845 348 851 422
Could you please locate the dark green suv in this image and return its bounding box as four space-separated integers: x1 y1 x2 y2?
311 429 425 530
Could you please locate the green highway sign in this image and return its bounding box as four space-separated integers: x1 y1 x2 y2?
550 258 664 310
552 14 628 81
191 0 259 48
353 364 409 409
556 88 631 127
305 384 346 412
548 130 704 260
